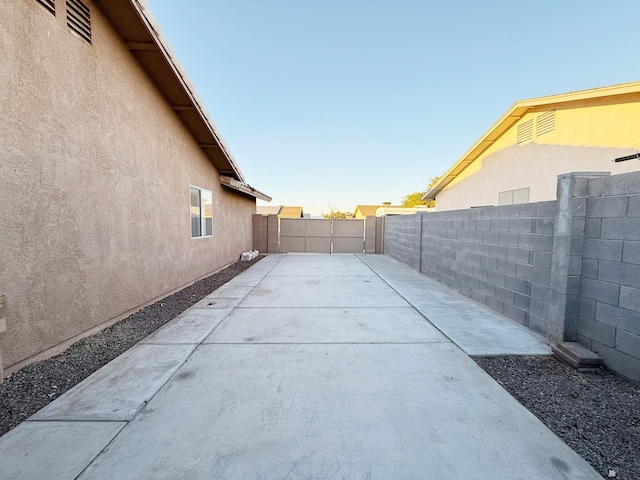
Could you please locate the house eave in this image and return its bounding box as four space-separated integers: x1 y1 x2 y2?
94 0 245 182
219 176 272 202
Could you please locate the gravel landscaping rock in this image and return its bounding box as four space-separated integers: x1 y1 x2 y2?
0 256 263 438
475 355 640 480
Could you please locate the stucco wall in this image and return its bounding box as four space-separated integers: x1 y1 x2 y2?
0 0 255 373
437 143 637 211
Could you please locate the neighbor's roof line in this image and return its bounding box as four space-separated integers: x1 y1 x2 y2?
423 80 640 200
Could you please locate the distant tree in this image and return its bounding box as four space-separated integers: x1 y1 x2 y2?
427 176 440 190
322 204 347 219
401 192 431 208
400 177 440 209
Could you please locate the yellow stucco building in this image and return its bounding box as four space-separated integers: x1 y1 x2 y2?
425 82 640 211
353 205 381 219
256 206 304 218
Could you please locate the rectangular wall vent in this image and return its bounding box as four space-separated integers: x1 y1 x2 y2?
66 0 91 44
36 0 55 15
536 109 556 137
516 119 534 144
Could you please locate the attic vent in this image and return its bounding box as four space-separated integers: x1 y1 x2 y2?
536 109 556 137
516 119 534 144
66 0 91 44
36 0 55 15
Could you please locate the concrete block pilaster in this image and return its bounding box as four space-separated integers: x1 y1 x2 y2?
548 172 610 344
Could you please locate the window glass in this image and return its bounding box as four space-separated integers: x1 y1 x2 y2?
190 186 213 238
190 187 201 238
202 189 213 236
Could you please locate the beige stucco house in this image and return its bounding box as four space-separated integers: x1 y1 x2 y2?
353 205 380 219
256 206 283 216
425 82 640 211
354 204 432 217
0 0 270 378
256 206 305 218
375 205 434 216
278 206 304 219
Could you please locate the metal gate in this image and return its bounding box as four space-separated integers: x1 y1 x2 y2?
279 218 365 253
252 214 384 254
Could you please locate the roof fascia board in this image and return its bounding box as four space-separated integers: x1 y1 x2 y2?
219 176 272 202
423 104 532 200
518 81 640 108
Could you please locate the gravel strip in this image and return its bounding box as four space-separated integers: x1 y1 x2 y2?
0 256 263 438
475 355 640 480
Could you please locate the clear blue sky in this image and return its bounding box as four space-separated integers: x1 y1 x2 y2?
146 0 639 217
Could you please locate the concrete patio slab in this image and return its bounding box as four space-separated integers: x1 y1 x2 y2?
239 275 411 308
359 254 552 356
191 296 242 309
381 277 480 308
223 274 269 287
31 344 194 421
268 260 376 277
356 253 426 278
241 253 286 269
205 284 255 298
280 253 363 262
417 307 551 356
0 253 596 480
0 421 124 480
77 343 599 480
205 307 447 344
141 309 232 345
221 254 285 287
269 252 373 275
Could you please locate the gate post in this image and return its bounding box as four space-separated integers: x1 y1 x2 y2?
330 218 334 254
365 216 376 254
252 214 266 252
267 214 279 253
375 216 385 254
419 213 424 273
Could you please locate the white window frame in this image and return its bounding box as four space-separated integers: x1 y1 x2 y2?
190 185 213 239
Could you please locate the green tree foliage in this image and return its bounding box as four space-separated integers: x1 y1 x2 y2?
322 205 347 219
400 177 439 209
400 192 432 208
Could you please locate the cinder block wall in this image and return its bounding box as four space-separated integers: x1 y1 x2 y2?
385 171 640 382
383 215 422 269
424 202 558 334
386 202 557 335
577 172 640 379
